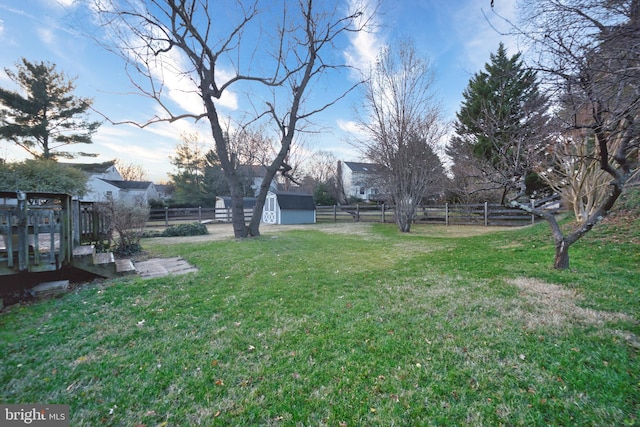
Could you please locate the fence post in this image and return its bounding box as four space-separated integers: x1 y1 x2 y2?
484 202 488 227
531 198 535 225
445 203 449 226
333 205 337 222
198 206 202 222
356 204 360 222
164 206 169 227
381 203 385 223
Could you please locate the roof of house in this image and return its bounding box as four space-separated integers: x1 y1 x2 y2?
61 160 116 175
274 192 316 210
101 180 153 190
343 161 380 173
216 196 258 208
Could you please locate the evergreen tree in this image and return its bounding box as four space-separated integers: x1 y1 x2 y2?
0 58 100 159
168 135 209 206
451 43 550 204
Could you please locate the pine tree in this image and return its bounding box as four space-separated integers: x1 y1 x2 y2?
451 43 550 203
0 58 100 159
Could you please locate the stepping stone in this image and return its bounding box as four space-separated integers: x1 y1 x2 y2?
32 280 69 298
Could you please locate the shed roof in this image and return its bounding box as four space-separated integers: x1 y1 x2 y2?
274 192 316 210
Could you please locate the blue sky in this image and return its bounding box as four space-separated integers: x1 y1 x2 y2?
0 0 517 182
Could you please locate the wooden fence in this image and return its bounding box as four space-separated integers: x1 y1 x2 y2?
315 202 537 226
150 202 539 227
148 207 252 226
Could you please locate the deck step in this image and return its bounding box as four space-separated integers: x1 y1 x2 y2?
94 252 115 265
73 245 94 257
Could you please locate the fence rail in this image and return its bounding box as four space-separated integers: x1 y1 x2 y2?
315 202 538 226
150 202 539 227
148 207 251 226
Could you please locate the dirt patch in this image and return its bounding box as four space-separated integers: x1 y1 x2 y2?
143 222 375 245
507 277 634 329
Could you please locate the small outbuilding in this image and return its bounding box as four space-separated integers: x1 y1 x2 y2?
262 191 316 225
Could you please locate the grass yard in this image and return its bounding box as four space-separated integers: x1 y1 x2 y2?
1 217 638 426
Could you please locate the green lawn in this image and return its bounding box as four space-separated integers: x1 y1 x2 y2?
1 219 638 426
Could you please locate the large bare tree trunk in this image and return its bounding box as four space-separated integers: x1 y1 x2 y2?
89 0 370 239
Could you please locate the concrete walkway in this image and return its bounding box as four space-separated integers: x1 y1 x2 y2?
133 257 198 279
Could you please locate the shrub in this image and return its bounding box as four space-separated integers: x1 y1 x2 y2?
161 222 208 237
96 195 149 255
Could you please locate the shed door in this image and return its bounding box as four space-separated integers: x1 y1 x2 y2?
262 193 277 224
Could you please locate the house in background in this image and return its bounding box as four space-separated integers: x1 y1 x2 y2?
66 161 158 204
337 161 382 203
238 165 279 195
154 184 175 203
93 180 159 204
262 191 316 225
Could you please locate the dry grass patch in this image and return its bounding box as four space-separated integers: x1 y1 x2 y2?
507 277 634 330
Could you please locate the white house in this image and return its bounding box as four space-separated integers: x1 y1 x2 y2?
96 180 159 204
338 161 381 203
262 191 316 225
67 161 158 204
238 165 279 195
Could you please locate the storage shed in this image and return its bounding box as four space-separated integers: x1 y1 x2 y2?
262 192 316 225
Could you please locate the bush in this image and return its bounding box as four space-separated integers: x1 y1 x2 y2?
96 195 149 254
113 242 143 257
161 222 209 237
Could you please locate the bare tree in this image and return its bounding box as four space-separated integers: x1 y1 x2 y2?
115 159 148 181
355 40 447 232
499 0 640 269
87 0 371 237
537 133 612 223
304 150 338 185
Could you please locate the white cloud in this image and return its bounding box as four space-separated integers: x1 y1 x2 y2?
116 22 239 117
343 0 384 76
337 119 364 136
37 27 55 46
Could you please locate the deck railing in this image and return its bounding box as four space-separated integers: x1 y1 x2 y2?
0 191 73 274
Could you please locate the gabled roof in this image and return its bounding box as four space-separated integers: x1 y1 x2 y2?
102 180 153 190
343 161 380 173
61 160 116 175
274 192 316 210
216 196 257 208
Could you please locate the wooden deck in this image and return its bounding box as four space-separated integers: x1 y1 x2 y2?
0 191 113 278
1 191 73 275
